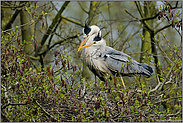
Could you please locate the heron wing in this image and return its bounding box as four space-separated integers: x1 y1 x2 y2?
101 48 130 75
101 47 153 77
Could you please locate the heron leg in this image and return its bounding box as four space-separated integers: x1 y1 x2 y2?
120 74 126 89
95 75 97 86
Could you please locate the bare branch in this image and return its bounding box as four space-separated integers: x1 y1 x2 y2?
149 74 162 93
154 96 182 104
38 35 78 56
134 1 144 18
168 109 182 117
125 9 154 34
78 1 89 14
158 58 178 91
2 9 22 31
35 100 59 122
50 1 58 12
1 1 28 9
120 26 142 52
62 15 84 27
39 1 70 48
2 102 27 109
2 21 35 33
155 24 172 35
124 9 139 20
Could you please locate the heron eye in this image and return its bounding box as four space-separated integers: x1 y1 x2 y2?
93 41 96 44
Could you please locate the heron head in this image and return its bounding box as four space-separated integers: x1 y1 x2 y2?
79 18 101 52
92 29 106 47
93 27 106 42
79 26 101 52
78 27 105 52
82 16 101 38
82 25 100 38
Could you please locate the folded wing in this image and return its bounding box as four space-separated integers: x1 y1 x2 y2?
101 48 153 78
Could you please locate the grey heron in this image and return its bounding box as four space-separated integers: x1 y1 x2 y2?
78 23 153 89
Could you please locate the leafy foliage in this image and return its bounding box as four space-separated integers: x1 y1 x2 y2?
1 1 182 122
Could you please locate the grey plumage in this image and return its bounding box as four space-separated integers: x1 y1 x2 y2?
78 24 153 82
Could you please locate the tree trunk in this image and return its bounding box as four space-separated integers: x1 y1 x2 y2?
20 2 33 55
1 2 13 30
140 1 156 63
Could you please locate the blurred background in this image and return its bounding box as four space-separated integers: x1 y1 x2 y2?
1 1 182 122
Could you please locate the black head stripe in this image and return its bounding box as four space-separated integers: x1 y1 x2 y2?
84 16 93 35
93 36 101 41
84 23 91 35
93 28 102 41
94 30 101 41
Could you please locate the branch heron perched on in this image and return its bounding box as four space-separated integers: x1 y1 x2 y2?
78 19 153 89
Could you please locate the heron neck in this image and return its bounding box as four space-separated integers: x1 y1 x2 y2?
100 41 106 53
92 39 106 53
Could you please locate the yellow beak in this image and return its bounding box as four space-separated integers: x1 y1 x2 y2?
77 37 92 52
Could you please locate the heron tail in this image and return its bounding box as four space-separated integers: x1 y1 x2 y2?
140 63 153 78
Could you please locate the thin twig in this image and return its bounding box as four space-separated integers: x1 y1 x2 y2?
62 15 84 27
35 100 59 122
2 102 28 109
158 58 178 91
149 74 162 93
2 21 35 33
78 1 89 14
